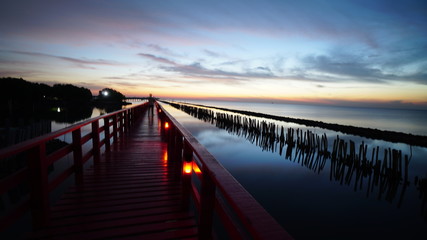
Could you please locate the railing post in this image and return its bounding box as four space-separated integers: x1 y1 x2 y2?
182 141 193 209
112 114 118 143
198 168 216 240
175 132 183 162
131 108 136 124
124 111 128 132
119 112 124 138
128 109 132 127
168 124 176 146
104 117 111 152
28 143 49 229
128 109 132 129
92 120 100 163
72 129 84 185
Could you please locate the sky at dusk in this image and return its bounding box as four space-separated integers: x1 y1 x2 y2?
1 0 427 108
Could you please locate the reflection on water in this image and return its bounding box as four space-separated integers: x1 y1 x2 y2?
51 104 125 132
49 104 93 123
161 102 427 239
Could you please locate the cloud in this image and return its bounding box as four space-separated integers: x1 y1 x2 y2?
292 45 427 86
138 53 177 66
302 54 385 82
256 66 272 72
139 50 395 85
146 44 181 57
166 61 276 80
203 49 224 58
401 73 427 85
138 52 282 84
4 50 123 69
0 69 43 78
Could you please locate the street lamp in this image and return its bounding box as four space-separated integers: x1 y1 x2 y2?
102 90 109 96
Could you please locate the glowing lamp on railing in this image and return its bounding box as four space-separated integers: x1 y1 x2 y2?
159 109 162 113
163 151 168 166
183 161 192 174
165 122 169 129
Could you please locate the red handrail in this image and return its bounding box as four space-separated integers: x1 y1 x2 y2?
0 103 147 231
157 103 293 240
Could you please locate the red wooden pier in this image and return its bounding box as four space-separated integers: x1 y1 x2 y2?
0 102 293 239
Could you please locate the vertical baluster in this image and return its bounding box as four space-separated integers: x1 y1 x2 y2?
124 111 128 132
128 109 132 129
112 114 118 143
119 112 124 138
92 121 100 163
199 168 216 239
72 129 83 185
182 141 193 209
175 133 184 162
29 143 49 229
104 117 111 152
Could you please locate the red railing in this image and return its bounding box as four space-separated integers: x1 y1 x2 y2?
157 103 293 240
0 103 147 231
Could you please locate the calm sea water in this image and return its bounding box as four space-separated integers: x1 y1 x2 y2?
182 100 427 136
160 100 427 240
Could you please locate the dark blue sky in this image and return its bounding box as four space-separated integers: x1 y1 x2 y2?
1 0 426 108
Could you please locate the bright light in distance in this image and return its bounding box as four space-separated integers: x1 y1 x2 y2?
102 91 109 96
165 122 169 129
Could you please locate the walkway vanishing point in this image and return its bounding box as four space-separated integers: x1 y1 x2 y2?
0 102 293 239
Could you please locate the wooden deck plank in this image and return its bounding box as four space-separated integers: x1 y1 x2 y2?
46 206 187 227
64 180 180 192
28 219 197 240
52 190 183 205
52 193 181 209
50 200 184 218
116 227 198 240
27 110 197 239
29 213 195 238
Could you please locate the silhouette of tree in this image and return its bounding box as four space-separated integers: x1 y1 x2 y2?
97 88 125 103
0 77 94 123
52 84 92 103
1 77 50 103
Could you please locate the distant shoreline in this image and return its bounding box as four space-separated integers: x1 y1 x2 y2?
165 101 427 148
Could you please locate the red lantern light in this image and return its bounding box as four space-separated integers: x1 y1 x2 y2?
183 161 192 174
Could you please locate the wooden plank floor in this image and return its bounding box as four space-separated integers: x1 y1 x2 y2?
27 110 197 239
